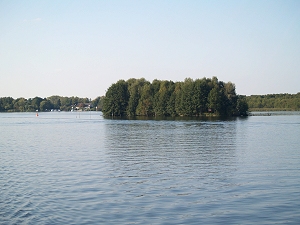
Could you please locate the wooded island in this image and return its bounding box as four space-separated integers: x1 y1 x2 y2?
1 77 300 115
102 77 248 117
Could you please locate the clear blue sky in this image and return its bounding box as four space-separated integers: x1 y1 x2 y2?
1 0 299 99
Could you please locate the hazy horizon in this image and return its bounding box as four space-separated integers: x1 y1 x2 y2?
1 0 299 99
1 75 300 100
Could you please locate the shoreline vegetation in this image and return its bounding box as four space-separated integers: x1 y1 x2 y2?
102 77 248 117
1 77 299 116
246 93 300 111
249 108 300 112
0 96 104 113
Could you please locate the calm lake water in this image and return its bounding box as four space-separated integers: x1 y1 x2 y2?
1 112 300 224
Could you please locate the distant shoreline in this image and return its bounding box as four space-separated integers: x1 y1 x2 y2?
248 111 300 117
249 108 300 112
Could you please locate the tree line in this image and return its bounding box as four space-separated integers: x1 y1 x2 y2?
246 93 300 111
0 95 104 112
3 81 298 114
102 77 248 117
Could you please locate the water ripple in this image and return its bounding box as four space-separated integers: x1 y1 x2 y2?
1 113 300 224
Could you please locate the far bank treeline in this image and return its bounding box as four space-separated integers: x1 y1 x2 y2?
102 77 248 117
0 95 103 112
246 93 300 111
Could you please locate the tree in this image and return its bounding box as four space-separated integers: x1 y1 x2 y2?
126 78 148 116
194 78 211 115
208 87 222 115
0 97 14 111
153 80 173 116
175 82 184 115
13 98 28 112
92 96 103 111
237 95 248 116
102 80 129 117
166 82 176 116
136 83 154 116
31 97 43 111
224 82 237 115
180 78 195 116
47 95 61 109
60 97 72 111
40 100 53 111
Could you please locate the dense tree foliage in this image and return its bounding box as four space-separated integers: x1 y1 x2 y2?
102 80 129 116
246 93 300 111
4 81 298 114
0 95 104 112
102 77 248 117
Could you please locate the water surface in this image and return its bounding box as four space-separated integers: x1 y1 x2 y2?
1 112 300 224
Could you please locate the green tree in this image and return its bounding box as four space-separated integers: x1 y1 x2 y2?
60 97 72 111
166 82 176 116
237 95 249 116
126 78 148 116
0 97 14 111
13 98 28 112
47 96 61 109
153 80 173 116
92 96 103 111
208 86 223 115
40 99 53 111
180 78 195 116
175 82 184 115
224 82 237 115
136 83 154 116
194 78 211 115
31 97 43 111
102 80 129 117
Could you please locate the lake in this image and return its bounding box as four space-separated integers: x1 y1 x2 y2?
1 112 300 224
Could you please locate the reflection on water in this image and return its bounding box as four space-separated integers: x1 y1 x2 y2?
104 119 238 172
1 112 300 224
103 119 240 224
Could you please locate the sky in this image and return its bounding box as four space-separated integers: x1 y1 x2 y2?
1 0 299 99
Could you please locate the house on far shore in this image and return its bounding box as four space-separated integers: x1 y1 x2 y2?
75 103 93 111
